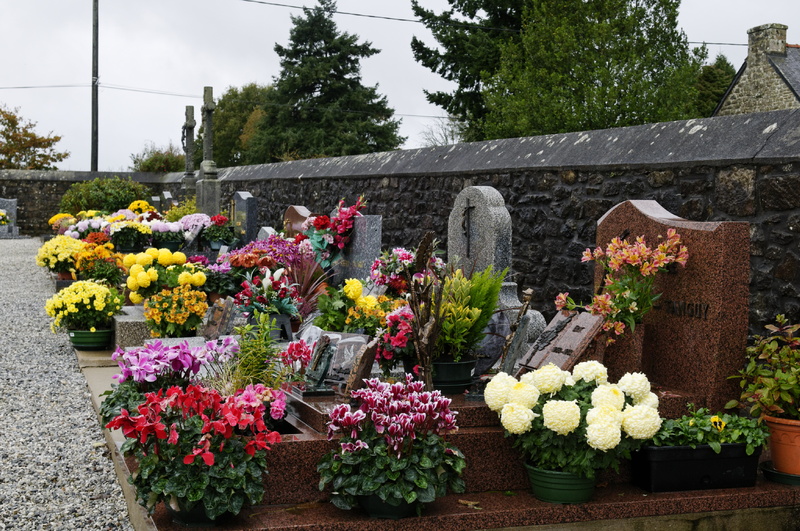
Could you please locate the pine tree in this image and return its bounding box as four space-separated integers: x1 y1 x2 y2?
410 0 524 142
245 0 403 163
695 54 736 117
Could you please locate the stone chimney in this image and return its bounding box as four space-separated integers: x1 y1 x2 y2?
747 23 787 64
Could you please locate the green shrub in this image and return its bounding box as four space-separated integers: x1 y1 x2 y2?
164 196 197 221
59 177 151 215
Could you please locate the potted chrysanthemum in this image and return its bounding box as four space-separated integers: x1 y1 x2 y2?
36 234 87 278
484 361 662 503
44 280 125 349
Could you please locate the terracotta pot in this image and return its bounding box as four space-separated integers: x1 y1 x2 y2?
764 415 800 475
56 271 74 281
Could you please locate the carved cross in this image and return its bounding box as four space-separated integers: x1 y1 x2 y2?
201 86 215 162
462 198 474 258
182 105 196 175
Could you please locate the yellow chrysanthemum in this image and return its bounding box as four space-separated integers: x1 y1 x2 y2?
531 363 569 394
122 253 138 268
126 276 139 291
591 384 626 410
621 404 662 439
500 402 537 435
172 251 187 265
506 381 540 410
343 278 363 301
148 268 158 281
542 400 581 435
129 292 144 304
484 372 518 412
356 295 378 310
129 263 144 276
136 253 154 266
157 249 173 266
190 271 206 287
136 271 151 288
177 271 193 285
145 247 160 258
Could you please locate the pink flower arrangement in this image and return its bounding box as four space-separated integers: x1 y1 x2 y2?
370 246 445 296
280 338 315 369
301 197 366 268
556 229 688 343
375 305 416 375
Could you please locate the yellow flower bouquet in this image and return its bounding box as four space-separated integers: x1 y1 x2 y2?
36 235 87 274
44 280 124 332
143 283 208 338
123 248 205 303
485 361 662 481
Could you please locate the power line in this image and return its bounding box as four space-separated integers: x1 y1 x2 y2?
0 83 90 90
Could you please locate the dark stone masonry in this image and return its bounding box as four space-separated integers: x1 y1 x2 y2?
3 109 800 333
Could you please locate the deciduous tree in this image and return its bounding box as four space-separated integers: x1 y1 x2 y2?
0 105 69 169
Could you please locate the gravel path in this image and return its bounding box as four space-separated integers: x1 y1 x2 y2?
0 238 133 530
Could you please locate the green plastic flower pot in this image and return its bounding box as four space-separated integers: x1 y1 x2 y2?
524 463 595 504
68 329 113 351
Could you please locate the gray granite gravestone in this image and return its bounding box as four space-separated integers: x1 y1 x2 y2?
161 191 177 211
150 196 161 213
232 191 258 244
257 227 276 240
0 198 19 238
330 215 382 285
447 186 545 363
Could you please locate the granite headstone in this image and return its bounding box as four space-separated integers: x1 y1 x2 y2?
0 198 19 238
232 191 258 244
330 215 381 285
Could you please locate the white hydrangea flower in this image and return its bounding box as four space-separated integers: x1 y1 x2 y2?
484 372 518 412
586 419 622 451
586 405 623 425
532 363 568 394
634 391 660 410
621 404 662 439
507 381 540 410
542 400 581 435
591 384 626 410
500 402 537 435
617 372 651 402
572 360 608 385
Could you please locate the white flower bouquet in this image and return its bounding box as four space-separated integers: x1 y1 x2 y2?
485 361 661 479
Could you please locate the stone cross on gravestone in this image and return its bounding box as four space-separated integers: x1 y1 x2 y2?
447 186 546 370
181 105 197 196
201 86 215 165
196 86 220 216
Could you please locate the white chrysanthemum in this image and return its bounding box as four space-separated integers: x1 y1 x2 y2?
484 372 518 412
586 405 623 425
617 372 651 402
572 361 608 385
519 371 536 386
586 419 622 451
542 400 581 435
500 402 537 435
621 404 662 439
591 384 626 410
507 381 540 410
635 391 660 409
532 364 568 394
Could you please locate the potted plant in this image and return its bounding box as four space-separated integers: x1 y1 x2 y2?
44 280 125 349
202 214 236 249
199 261 239 303
106 384 282 523
148 220 186 252
234 267 301 339
370 246 445 297
726 314 800 476
556 229 688 342
314 278 406 338
632 405 769 492
300 196 366 268
74 242 126 287
375 305 416 377
317 375 466 518
484 361 662 503
108 220 152 253
123 248 202 304
35 234 87 279
143 283 209 338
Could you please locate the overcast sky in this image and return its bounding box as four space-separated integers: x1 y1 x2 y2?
2 0 800 172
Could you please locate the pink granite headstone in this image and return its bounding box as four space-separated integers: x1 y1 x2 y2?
595 200 749 415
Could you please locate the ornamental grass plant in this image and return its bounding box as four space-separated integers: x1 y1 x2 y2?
485 361 662 479
44 280 124 332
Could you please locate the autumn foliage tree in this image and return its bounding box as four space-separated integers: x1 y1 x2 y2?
0 105 69 169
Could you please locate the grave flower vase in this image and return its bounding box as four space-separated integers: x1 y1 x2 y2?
357 495 417 520
432 359 476 394
524 463 595 504
165 497 230 527
155 240 182 252
68 329 113 350
764 416 800 476
602 325 645 382
208 240 224 251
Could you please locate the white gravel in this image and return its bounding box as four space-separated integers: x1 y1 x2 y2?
0 238 133 530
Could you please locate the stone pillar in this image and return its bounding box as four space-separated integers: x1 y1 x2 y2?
181 105 197 198
196 86 220 216
747 23 787 64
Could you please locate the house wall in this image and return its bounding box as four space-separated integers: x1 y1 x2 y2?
2 110 800 333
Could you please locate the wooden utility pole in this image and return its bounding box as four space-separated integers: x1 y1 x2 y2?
91 0 99 171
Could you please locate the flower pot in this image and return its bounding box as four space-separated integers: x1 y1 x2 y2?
432 359 476 394
155 240 182 252
631 443 761 492
357 494 417 519
68 329 113 350
165 497 229 527
208 240 224 251
524 463 595 504
764 415 800 476
56 271 74 281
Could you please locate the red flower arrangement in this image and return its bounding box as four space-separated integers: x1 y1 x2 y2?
301 197 366 268
375 305 416 376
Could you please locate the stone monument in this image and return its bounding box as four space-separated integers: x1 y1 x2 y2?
196 86 220 216
330 215 382 285
0 198 20 239
595 200 750 415
231 191 258 244
181 105 197 197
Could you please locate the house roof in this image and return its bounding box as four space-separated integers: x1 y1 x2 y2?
767 45 800 99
